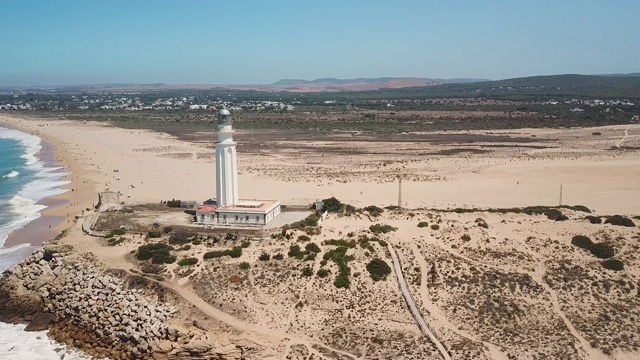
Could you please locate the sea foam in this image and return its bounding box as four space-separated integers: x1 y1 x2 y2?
0 322 92 360
0 128 69 247
3 170 19 178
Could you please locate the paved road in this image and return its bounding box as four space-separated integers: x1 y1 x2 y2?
387 244 452 360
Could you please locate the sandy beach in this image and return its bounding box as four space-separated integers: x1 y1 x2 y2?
1 115 638 218
0 120 96 249
0 113 639 359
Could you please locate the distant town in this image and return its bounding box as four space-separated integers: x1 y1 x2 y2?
0 93 296 112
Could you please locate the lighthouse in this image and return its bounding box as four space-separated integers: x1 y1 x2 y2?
215 109 239 207
196 108 281 226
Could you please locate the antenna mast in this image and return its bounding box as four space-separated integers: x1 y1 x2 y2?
398 178 402 209
559 183 563 206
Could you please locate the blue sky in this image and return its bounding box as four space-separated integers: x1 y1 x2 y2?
1 0 638 86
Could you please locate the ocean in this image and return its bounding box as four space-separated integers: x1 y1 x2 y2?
0 126 90 359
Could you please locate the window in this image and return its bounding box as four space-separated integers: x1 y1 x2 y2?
235 215 239 221
246 216 249 221
223 215 227 220
256 216 260 222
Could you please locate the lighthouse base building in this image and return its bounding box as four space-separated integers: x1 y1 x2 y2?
196 109 281 226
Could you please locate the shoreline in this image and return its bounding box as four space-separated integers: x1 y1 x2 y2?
0 117 97 251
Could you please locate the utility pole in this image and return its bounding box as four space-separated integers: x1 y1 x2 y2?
398 178 402 209
559 183 563 206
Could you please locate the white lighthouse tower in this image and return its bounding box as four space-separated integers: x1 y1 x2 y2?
215 109 239 207
196 108 281 225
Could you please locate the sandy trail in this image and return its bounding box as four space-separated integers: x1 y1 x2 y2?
407 242 509 360
159 280 358 359
387 243 451 360
615 126 630 148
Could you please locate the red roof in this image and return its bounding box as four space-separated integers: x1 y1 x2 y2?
197 205 217 212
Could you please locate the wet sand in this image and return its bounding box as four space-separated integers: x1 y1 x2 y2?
0 120 97 250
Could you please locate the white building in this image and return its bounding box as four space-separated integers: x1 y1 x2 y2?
196 109 281 226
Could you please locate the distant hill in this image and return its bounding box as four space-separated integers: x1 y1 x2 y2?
270 77 441 91
269 77 488 90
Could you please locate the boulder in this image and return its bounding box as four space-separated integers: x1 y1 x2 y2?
24 312 56 331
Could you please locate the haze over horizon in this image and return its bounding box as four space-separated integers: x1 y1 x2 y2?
1 0 639 87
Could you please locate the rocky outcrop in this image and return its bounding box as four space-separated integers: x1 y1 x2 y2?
0 246 175 358
0 245 245 359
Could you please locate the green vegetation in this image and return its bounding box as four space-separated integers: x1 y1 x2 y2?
304 253 316 261
317 268 330 278
288 244 304 259
357 235 388 253
571 235 593 249
324 239 356 248
297 235 311 242
586 216 602 224
302 266 314 277
366 258 392 281
258 252 271 261
590 243 615 259
290 214 320 229
107 237 124 246
305 242 321 253
363 205 384 216
110 228 126 236
165 199 181 208
203 246 242 259
136 243 176 264
177 257 198 266
601 259 624 271
323 246 356 289
571 235 615 259
322 196 343 212
604 215 636 227
461 234 471 242
369 224 397 234
147 231 162 238
273 253 284 260
162 226 173 234
444 205 589 218
475 218 489 228
417 221 429 228
240 240 251 248
239 262 250 270
168 231 190 245
431 224 440 230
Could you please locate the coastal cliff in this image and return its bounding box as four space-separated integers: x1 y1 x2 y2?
0 245 244 359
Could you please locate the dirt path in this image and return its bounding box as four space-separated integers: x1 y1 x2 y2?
615 126 630 148
159 278 358 360
427 239 607 359
407 242 508 360
387 243 452 360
